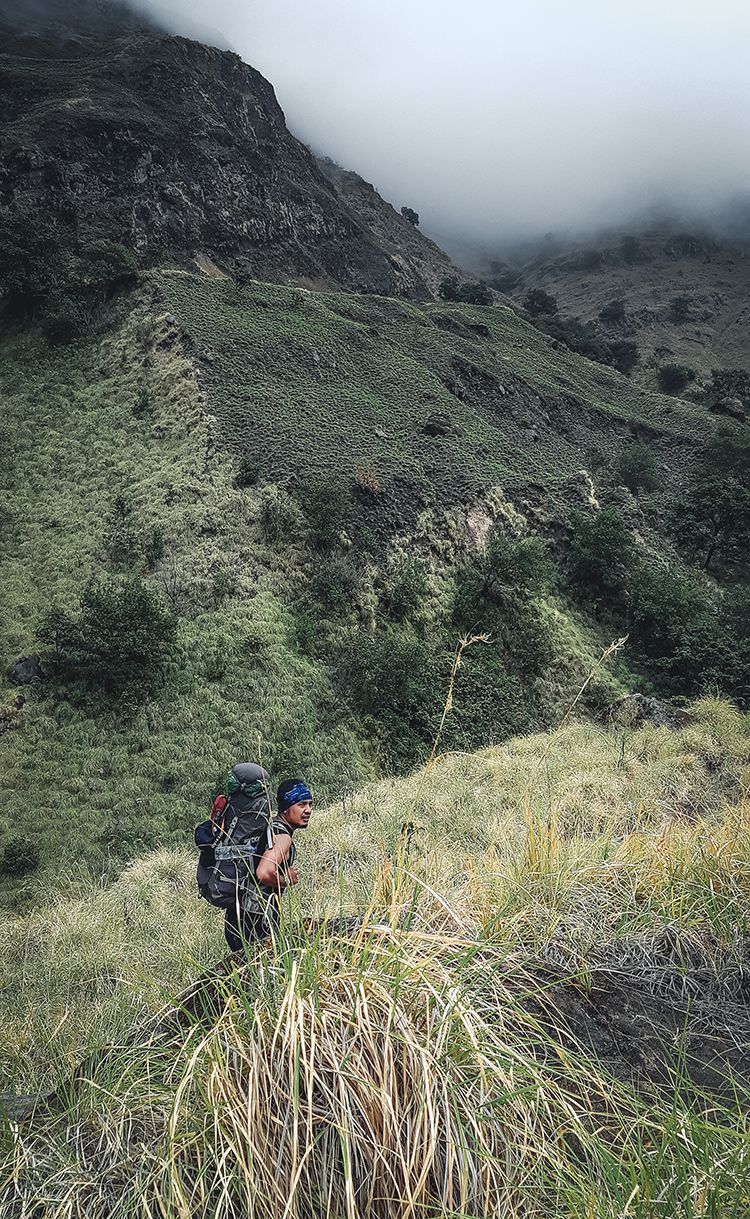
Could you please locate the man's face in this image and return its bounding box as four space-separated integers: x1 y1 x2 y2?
283 799 313 830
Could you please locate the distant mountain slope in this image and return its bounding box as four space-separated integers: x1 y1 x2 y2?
0 4 462 297
508 228 750 389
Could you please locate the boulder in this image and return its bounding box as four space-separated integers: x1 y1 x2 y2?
611 693 692 731
8 655 43 686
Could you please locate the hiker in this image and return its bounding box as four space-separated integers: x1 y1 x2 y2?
224 777 314 950
194 763 313 951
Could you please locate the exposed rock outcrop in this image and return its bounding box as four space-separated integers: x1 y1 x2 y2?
0 2 462 297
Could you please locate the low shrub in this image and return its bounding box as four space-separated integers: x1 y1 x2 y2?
298 476 350 550
598 299 626 325
382 555 427 622
439 277 493 306
609 339 639 375
0 836 41 878
616 442 658 493
669 294 691 323
658 363 696 394
312 555 361 614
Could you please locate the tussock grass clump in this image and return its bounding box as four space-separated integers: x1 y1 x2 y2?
4 922 750 1218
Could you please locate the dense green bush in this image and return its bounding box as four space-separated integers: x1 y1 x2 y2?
609 340 639 376
0 210 138 338
0 208 65 318
658 363 696 394
460 281 494 306
616 442 658 492
454 534 555 678
335 628 440 769
523 288 558 317
234 456 260 488
533 314 612 365
400 206 420 227
439 277 493 306
567 509 634 606
312 555 361 614
627 565 719 694
76 241 138 294
714 585 750 706
710 368 750 407
0 836 41 878
438 647 531 753
38 576 177 702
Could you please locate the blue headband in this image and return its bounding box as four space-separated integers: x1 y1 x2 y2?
278 781 312 812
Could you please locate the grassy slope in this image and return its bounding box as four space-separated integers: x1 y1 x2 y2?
0 274 718 902
2 703 750 1216
161 271 711 533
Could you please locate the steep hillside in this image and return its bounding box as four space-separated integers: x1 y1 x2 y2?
506 228 750 391
0 5 460 296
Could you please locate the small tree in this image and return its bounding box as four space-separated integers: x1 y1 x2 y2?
460 281 493 306
312 555 361 613
298 476 350 550
628 564 718 695
383 555 427 622
400 206 419 227
567 508 635 606
671 473 750 573
0 208 66 318
76 240 138 294
439 278 492 306
710 368 750 408
439 276 461 302
38 576 176 701
234 456 260 488
523 288 558 317
259 486 301 543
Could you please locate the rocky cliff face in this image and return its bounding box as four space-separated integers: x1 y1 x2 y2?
0 3 458 297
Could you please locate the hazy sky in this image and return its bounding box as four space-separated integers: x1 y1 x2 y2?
135 0 750 247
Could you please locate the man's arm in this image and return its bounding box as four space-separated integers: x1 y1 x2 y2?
255 833 298 892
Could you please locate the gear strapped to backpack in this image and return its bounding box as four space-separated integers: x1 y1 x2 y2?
195 762 274 908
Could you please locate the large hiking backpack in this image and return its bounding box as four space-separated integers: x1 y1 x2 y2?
195 762 274 908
